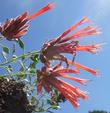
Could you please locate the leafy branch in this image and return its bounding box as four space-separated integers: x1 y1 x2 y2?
0 50 41 66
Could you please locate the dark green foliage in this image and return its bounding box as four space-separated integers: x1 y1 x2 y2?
89 110 109 113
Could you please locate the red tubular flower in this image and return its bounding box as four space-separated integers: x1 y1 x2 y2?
0 12 29 40
40 17 100 71
0 3 54 40
37 65 89 108
28 3 54 20
68 60 98 75
38 16 101 107
75 44 101 54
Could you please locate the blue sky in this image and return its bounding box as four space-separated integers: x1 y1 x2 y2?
0 0 110 113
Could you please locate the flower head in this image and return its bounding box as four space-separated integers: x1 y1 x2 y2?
38 17 101 108
37 64 90 108
0 12 29 40
0 3 54 40
40 17 100 68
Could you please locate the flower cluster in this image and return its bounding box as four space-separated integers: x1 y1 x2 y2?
40 17 100 68
0 2 101 109
37 64 89 108
38 17 101 108
0 3 54 40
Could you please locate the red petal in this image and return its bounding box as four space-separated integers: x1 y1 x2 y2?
37 80 44 95
47 77 79 108
19 12 28 20
28 3 55 20
67 26 99 39
59 17 89 38
44 81 52 93
13 19 28 32
68 60 98 75
56 68 79 74
54 73 89 85
48 77 87 99
52 63 62 70
75 44 101 54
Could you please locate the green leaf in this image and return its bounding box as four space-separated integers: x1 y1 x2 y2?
8 55 17 63
1 51 7 60
38 107 45 112
12 43 16 53
21 55 25 61
3 47 9 54
41 101 44 107
51 105 60 110
19 61 25 72
31 96 37 105
7 65 13 73
12 55 17 59
28 68 36 73
30 54 39 61
29 56 39 69
19 66 24 72
18 39 24 49
47 99 52 104
29 62 37 69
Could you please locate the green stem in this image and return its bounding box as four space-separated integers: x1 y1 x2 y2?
0 72 36 76
0 65 8 68
0 50 41 66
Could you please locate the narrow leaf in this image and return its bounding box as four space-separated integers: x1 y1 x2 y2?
3 47 9 54
18 39 24 49
1 51 7 60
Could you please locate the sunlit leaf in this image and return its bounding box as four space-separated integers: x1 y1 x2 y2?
51 105 60 110
3 47 9 54
19 61 25 72
7 65 13 73
31 96 37 105
1 51 7 60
